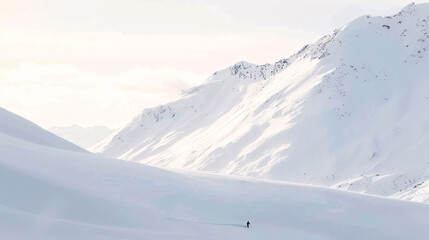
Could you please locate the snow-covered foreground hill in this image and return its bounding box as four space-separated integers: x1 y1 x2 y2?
1 110 429 240
95 3 429 203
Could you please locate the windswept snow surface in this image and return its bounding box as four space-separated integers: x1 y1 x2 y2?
1 114 429 240
95 3 429 203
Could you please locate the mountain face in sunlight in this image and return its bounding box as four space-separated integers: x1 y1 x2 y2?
95 3 429 203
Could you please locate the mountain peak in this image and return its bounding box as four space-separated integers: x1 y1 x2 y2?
400 2 416 12
96 4 429 204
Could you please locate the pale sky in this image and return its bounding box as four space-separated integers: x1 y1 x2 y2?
0 0 424 128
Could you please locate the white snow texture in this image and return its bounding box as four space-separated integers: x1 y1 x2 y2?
1 107 429 239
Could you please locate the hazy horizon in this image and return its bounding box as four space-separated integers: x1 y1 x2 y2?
1 0 424 128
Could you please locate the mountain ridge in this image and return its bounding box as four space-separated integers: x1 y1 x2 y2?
95 3 429 203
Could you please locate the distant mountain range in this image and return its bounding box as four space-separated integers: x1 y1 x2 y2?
49 125 115 149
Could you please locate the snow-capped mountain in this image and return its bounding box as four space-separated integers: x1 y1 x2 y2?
1 107 429 239
95 3 429 203
49 125 115 149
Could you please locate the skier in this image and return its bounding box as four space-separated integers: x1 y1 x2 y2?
247 221 251 228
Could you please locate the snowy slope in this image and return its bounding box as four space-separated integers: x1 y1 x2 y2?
1 110 429 240
95 3 429 203
49 125 115 149
0 107 85 152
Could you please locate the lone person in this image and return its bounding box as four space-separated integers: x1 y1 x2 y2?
247 221 251 228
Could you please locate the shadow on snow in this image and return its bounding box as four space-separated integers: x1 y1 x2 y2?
165 218 247 228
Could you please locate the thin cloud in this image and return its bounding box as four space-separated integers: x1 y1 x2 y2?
0 63 206 128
